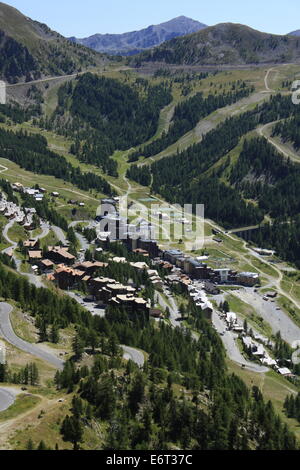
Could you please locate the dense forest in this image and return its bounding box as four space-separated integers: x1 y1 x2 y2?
0 30 38 83
125 95 297 230
126 165 152 186
150 110 264 228
231 137 300 219
250 218 300 268
284 392 300 423
272 111 300 150
0 127 114 196
40 74 172 176
129 82 254 161
230 137 300 265
51 299 298 450
0 102 41 124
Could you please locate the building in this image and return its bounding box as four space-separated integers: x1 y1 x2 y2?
124 237 159 258
137 239 160 258
54 265 86 289
204 281 220 295
237 272 259 287
253 248 276 256
23 239 39 252
163 249 184 265
130 261 149 272
47 246 76 266
226 312 237 327
11 182 24 192
73 261 108 275
278 367 293 376
39 259 54 273
89 277 116 296
265 291 277 299
133 248 149 258
214 269 231 283
28 250 43 263
109 294 150 317
148 270 164 289
187 284 213 321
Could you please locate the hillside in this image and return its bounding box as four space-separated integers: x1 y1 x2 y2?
132 23 300 65
0 2 106 83
289 30 300 36
69 16 207 55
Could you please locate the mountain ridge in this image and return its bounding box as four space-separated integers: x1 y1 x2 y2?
131 22 300 65
0 1 106 83
289 30 300 36
69 16 207 56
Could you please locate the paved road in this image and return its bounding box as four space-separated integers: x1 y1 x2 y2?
5 66 130 89
2 219 46 289
0 303 64 370
212 311 268 373
158 287 267 372
121 345 145 368
66 293 145 366
66 292 106 317
157 291 181 329
68 221 90 259
35 222 50 241
52 225 67 245
234 289 300 346
0 387 19 412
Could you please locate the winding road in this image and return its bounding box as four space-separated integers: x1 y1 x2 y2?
121 345 145 368
258 122 300 164
1 219 46 288
0 303 64 370
264 67 276 93
51 225 67 245
0 387 20 412
212 311 268 373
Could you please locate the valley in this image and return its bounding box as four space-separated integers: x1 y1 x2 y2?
0 0 300 452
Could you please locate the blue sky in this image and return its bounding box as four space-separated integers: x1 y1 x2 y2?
3 0 300 37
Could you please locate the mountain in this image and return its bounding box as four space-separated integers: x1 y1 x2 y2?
0 2 105 83
69 16 207 56
289 30 300 36
132 23 300 65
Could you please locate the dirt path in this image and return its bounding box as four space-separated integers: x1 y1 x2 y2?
0 394 57 450
258 122 300 164
264 67 276 93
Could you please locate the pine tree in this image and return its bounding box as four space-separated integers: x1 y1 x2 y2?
26 439 34 450
37 440 47 450
50 323 60 344
61 415 83 450
72 334 84 361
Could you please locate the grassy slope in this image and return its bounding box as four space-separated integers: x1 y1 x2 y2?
0 1 106 75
